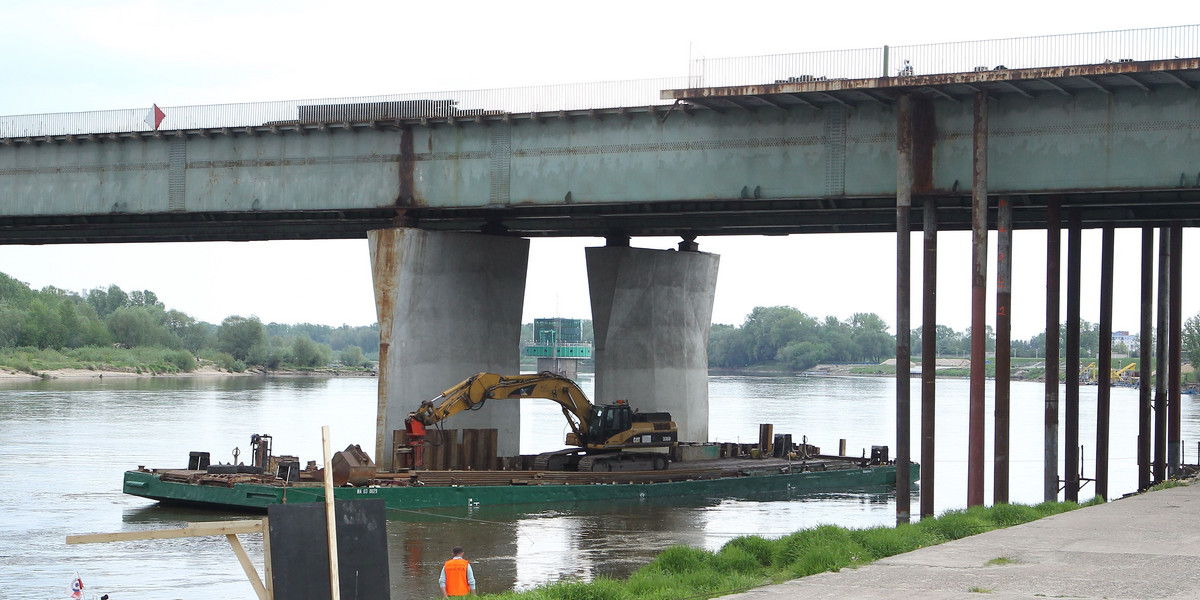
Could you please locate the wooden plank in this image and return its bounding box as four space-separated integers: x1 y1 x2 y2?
484 429 498 470
261 517 274 600
322 425 342 600
227 533 269 600
425 429 443 470
67 520 264 544
441 429 459 471
461 429 477 470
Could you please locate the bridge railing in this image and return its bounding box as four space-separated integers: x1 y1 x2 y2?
0 77 693 139
3 25 1198 139
689 24 1200 86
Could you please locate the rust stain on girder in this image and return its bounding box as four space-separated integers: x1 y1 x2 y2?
911 96 936 194
397 126 420 206
661 58 1200 99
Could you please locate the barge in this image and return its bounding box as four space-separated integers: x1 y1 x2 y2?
123 442 917 512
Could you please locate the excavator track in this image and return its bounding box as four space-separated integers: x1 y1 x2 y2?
577 453 670 472
533 449 583 471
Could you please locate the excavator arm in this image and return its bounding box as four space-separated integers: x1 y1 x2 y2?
404 371 677 472
407 371 594 440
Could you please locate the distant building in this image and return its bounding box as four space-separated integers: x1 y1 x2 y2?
524 318 592 379
1112 330 1138 349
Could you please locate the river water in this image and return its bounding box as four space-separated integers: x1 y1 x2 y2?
3 374 1198 600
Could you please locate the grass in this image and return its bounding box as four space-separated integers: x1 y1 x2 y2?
968 586 995 593
0 345 198 375
986 557 1017 566
481 498 1102 600
1149 479 1185 491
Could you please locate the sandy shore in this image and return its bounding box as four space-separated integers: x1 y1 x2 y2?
0 364 244 381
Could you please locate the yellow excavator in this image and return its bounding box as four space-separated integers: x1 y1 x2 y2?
405 371 678 472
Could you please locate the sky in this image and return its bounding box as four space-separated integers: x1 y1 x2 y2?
0 1 1197 339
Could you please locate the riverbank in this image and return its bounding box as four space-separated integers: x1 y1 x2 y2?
484 495 1108 600
0 364 376 381
714 356 1194 383
716 480 1196 600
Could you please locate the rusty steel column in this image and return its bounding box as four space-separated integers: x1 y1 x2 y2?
995 196 1012 505
1154 228 1170 481
1154 227 1170 482
967 91 989 507
895 93 913 524
1096 226 1114 500
1045 199 1061 502
1169 224 1183 477
1138 227 1153 491
921 198 937 518
1065 209 1082 503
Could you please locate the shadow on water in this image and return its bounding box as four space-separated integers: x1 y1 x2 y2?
122 503 268 524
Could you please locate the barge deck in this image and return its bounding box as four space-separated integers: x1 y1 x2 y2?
123 454 917 512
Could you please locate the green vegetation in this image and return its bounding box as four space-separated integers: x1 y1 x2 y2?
986 556 1017 566
0 273 378 375
707 305 1126 373
1185 314 1200 372
4 265 1194 378
1149 479 1184 492
968 586 995 593
481 499 1099 600
0 345 196 375
709 308 894 372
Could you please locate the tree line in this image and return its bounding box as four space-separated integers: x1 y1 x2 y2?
708 307 894 371
0 273 378 372
4 267 1192 375
708 305 1133 372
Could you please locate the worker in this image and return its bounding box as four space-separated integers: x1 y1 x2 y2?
439 545 476 597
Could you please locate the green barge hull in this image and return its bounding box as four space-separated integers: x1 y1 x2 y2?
124 462 918 512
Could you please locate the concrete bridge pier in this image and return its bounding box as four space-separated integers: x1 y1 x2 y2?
586 242 720 444
368 228 530 470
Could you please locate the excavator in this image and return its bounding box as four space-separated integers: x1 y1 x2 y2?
404 372 678 472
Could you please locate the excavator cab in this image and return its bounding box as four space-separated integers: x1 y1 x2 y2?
586 402 634 445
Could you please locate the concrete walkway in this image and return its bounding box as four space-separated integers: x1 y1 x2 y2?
721 483 1200 599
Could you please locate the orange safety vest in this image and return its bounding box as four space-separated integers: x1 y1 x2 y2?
443 558 471 596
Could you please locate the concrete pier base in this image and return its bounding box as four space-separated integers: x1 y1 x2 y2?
368 228 529 469
586 246 720 444
535 357 580 380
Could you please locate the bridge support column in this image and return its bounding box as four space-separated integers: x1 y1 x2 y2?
368 228 530 469
585 245 719 444
967 91 989 507
1044 199 1061 502
1154 226 1169 483
920 198 937 519
1065 210 1082 502
995 196 1012 505
896 93 914 524
1169 224 1183 477
1138 226 1153 491
1096 226 1115 500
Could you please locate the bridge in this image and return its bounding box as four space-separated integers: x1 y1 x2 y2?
3 25 1199 522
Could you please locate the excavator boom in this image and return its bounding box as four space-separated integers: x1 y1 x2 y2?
409 372 595 439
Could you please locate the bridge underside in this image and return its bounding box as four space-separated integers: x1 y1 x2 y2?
2 192 1200 245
